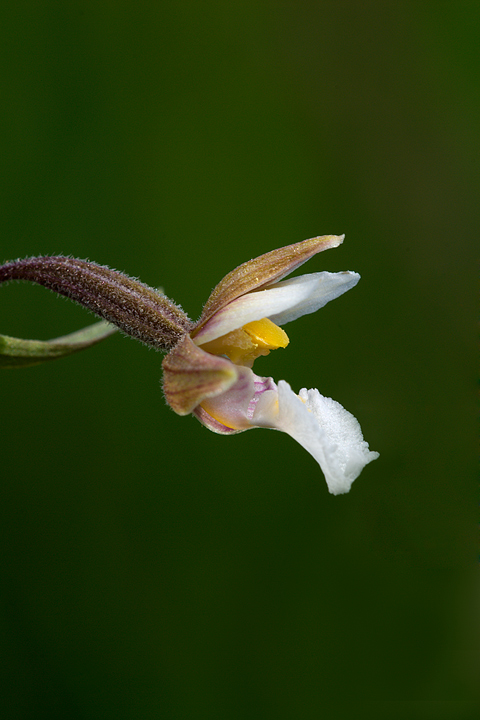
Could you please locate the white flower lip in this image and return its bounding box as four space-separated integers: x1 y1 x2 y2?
194 270 360 346
254 380 379 495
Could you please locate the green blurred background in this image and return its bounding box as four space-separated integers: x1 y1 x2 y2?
1 1 478 716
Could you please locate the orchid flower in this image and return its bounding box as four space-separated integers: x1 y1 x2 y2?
162 234 378 494
0 235 378 494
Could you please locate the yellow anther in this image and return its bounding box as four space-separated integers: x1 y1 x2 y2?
242 318 289 350
200 317 289 368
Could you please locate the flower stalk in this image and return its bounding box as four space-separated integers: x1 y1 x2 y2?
0 256 193 349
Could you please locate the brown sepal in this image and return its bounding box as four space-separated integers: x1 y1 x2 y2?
162 335 238 416
195 234 344 334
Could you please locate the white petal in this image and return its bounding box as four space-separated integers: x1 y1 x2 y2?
261 380 379 495
194 271 358 346
268 271 360 326
194 275 320 345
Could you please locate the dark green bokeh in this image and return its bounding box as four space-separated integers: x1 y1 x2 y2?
1 2 478 716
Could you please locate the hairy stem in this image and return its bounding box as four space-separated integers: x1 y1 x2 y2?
0 256 193 349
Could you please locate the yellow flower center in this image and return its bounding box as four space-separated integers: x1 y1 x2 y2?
200 317 289 368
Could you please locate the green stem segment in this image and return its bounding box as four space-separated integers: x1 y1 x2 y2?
0 320 118 368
